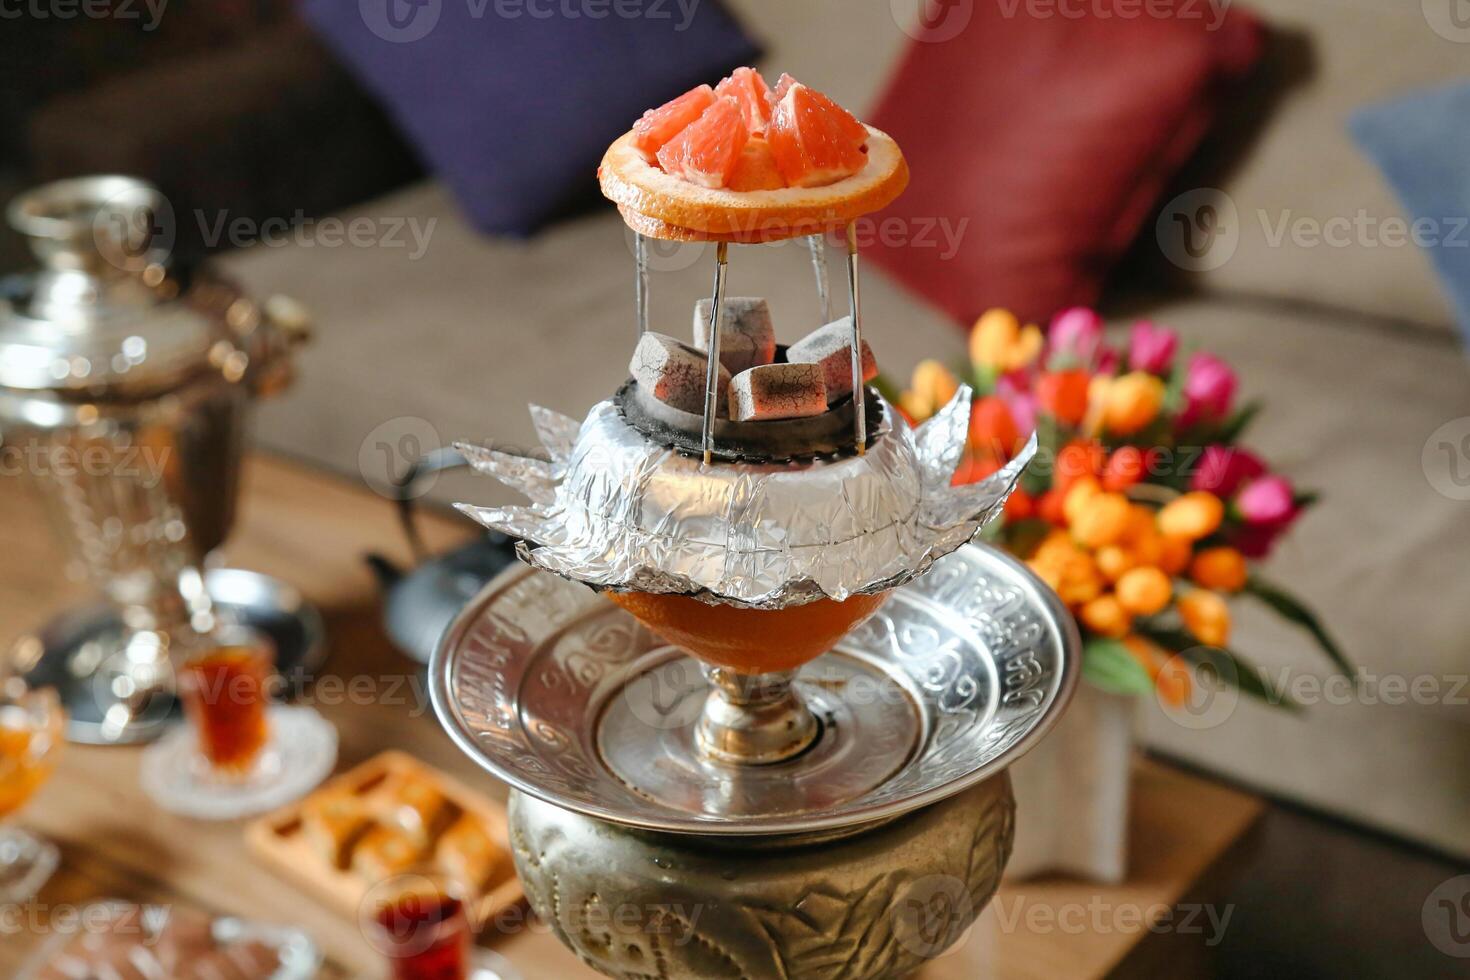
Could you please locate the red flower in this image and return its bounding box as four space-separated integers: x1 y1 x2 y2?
1036 369 1090 426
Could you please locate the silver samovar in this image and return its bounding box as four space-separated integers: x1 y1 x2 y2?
0 176 315 744
429 76 1081 979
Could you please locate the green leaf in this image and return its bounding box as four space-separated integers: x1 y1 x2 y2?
1215 399 1263 443
1082 638 1155 697
1244 575 1352 675
1131 622 1300 711
1020 413 1061 497
1292 489 1320 511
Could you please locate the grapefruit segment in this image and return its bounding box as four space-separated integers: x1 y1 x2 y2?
726 137 786 192
632 84 715 159
767 82 870 188
770 72 797 106
656 96 750 189
715 67 774 136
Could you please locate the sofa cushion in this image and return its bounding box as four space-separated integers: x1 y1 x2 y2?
1152 0 1465 333
861 0 1264 326
1350 81 1470 348
300 0 760 237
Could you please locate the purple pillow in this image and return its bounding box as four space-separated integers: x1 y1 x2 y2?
299 0 760 236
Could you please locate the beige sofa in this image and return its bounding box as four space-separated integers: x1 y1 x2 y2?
222 0 1470 857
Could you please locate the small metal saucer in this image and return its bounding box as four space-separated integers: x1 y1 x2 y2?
431 544 1079 836
8 568 327 746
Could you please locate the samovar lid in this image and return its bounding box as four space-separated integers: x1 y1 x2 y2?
0 176 237 397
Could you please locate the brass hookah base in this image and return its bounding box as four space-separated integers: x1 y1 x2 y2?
508 773 1014 980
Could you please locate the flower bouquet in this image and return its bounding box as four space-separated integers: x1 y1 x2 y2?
889 307 1348 709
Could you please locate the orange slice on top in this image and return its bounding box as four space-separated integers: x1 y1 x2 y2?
604 70 908 242
601 125 907 240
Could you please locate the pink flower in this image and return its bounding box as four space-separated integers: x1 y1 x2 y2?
1236 475 1296 526
1128 320 1179 374
1095 346 1120 375
1191 446 1266 496
1180 353 1237 428
995 373 1038 435
1047 307 1104 368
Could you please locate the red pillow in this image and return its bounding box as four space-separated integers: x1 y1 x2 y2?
865 1 1263 326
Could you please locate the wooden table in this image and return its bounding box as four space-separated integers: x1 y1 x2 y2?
1 455 1264 978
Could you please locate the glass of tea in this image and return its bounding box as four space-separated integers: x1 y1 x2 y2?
363 874 472 980
177 629 276 781
0 671 64 902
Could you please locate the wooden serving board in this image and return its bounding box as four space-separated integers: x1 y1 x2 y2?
245 750 524 928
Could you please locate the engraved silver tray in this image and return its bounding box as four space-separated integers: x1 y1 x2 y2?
430 543 1079 836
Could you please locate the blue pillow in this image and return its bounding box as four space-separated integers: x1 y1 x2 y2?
1349 81 1470 346
301 0 761 236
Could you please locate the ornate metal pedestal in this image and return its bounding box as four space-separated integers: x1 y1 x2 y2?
432 544 1078 978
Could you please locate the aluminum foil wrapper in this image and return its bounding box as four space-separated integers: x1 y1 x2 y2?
455 385 1035 609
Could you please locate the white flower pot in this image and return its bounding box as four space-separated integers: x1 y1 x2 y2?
1004 682 1136 883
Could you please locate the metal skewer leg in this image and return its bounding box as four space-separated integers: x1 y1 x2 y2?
702 241 730 464
806 233 831 325
845 224 866 456
634 232 650 339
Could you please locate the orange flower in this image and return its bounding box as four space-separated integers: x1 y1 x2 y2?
1080 594 1131 638
1095 545 1135 582
1104 371 1166 435
969 396 1020 459
1037 369 1091 426
1054 439 1105 495
1157 491 1225 541
1179 589 1231 646
1062 476 1101 525
1071 492 1130 549
970 309 1043 372
1158 535 1193 575
1120 505 1164 566
1115 566 1172 615
1004 488 1034 521
1123 634 1191 706
1101 445 1147 492
904 359 960 421
1036 488 1068 526
1155 654 1193 707
1190 547 1248 592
